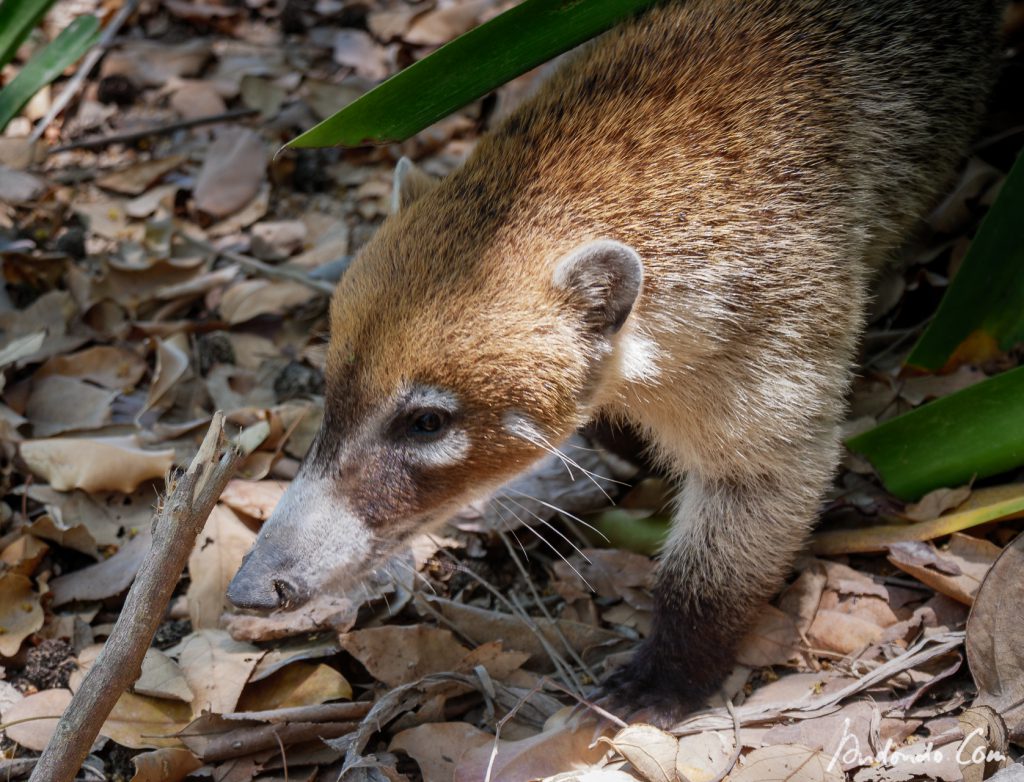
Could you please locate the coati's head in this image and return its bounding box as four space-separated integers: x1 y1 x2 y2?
228 158 643 612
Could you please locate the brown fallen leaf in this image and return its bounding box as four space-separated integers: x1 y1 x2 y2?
176 630 264 715
599 724 679 782
28 513 99 557
35 345 147 391
0 689 72 752
339 625 474 688
808 609 884 656
736 603 801 667
25 375 118 437
142 335 191 417
219 479 286 520
20 435 174 493
187 504 257 630
332 29 390 81
49 527 153 606
193 128 268 219
454 713 610 782
218 278 318 324
134 648 194 703
729 744 843 782
390 722 494 782
904 485 973 523
101 39 210 86
235 662 351 712
0 573 44 656
97 157 186 197
889 533 1001 605
967 532 1024 740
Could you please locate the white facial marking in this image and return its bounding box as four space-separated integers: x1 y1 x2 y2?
409 429 470 467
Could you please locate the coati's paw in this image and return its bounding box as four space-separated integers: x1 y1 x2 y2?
595 659 702 729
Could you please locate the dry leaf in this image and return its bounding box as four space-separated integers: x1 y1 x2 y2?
730 744 843 782
219 479 286 520
0 573 44 656
49 527 153 605
967 532 1024 739
600 724 678 782
35 345 147 391
97 157 186 197
736 604 801 667
187 504 257 630
0 689 72 751
193 128 267 218
332 29 389 80
26 375 118 436
101 40 209 86
904 486 973 523
218 278 318 324
339 625 471 688
889 533 1001 605
20 435 174 492
235 662 351 711
390 722 494 782
176 630 264 714
134 648 194 702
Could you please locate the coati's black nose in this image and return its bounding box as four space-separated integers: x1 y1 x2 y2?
227 558 307 611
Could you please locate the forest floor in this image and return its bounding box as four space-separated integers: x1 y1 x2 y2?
1 1 1024 781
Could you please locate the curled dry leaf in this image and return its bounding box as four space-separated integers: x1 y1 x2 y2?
193 128 268 219
20 435 174 492
332 29 390 81
599 724 678 782
218 278 319 324
736 603 801 667
101 39 210 87
0 573 44 656
338 625 475 688
0 688 72 752
889 533 1002 606
729 744 843 782
143 336 191 415
187 504 257 630
967 531 1024 739
904 485 973 523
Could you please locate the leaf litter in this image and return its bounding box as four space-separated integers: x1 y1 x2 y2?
0 1 1022 781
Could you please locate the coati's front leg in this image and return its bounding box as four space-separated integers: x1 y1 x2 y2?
604 440 834 723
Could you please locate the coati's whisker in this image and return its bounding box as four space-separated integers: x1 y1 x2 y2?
505 488 611 544
494 498 595 592
500 495 594 567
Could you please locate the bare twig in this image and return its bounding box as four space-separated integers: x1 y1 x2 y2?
27 413 248 782
29 0 143 144
48 108 259 153
707 697 742 782
176 230 337 296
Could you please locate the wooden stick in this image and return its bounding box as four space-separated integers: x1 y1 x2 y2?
47 108 258 153
176 230 337 295
28 414 247 782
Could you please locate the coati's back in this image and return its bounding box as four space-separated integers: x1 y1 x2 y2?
231 0 1005 722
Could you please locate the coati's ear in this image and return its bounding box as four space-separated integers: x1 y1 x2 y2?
552 240 643 335
391 157 438 213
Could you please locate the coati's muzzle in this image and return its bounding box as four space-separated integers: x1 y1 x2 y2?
226 471 375 611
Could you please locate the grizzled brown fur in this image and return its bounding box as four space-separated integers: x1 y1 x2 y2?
231 0 1005 721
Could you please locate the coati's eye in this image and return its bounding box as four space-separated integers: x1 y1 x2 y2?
408 409 450 437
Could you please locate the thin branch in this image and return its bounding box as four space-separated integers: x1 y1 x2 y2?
176 230 337 296
29 0 143 144
47 108 259 153
27 413 251 782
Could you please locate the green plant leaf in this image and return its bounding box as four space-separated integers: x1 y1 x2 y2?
286 0 659 149
907 152 1024 372
0 14 99 133
847 365 1024 500
0 0 59 70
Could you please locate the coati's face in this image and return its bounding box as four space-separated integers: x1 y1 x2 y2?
228 160 642 613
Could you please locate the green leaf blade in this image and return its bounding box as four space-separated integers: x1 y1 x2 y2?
907 152 1024 371
847 366 1024 500
286 0 659 149
0 0 60 70
0 14 100 133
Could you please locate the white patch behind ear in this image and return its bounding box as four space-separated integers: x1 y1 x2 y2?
391 156 439 213
552 240 643 335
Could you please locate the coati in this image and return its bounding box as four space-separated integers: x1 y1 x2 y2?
229 0 1005 721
